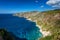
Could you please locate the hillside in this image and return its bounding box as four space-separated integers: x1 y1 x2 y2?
13 11 40 18
13 9 60 40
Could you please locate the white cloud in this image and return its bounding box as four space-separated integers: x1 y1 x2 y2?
46 0 60 8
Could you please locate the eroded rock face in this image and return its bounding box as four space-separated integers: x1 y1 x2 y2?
40 13 60 30
38 10 60 40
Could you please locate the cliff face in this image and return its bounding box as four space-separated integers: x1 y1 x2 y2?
13 9 60 40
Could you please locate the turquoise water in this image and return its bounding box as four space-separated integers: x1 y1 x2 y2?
0 14 42 40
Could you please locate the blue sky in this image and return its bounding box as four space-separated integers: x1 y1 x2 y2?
0 0 58 13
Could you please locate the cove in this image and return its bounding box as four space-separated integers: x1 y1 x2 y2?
0 14 42 40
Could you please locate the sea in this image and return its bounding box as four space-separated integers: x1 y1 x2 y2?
0 14 42 40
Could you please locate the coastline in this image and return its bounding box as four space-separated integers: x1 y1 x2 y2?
27 18 51 37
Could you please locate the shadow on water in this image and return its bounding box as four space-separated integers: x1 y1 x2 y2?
0 14 42 40
0 29 27 40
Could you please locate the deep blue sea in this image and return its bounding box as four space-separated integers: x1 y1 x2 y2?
0 14 42 40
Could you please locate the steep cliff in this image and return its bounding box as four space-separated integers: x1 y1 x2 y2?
14 9 60 40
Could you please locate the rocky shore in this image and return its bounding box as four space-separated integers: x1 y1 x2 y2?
26 18 51 37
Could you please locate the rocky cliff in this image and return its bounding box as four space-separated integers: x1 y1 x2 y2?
13 9 60 40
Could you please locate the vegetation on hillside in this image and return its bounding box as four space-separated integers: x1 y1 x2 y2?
14 9 60 40
38 10 60 40
0 29 15 40
0 29 27 40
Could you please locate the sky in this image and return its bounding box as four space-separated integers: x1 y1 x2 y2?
0 0 60 13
